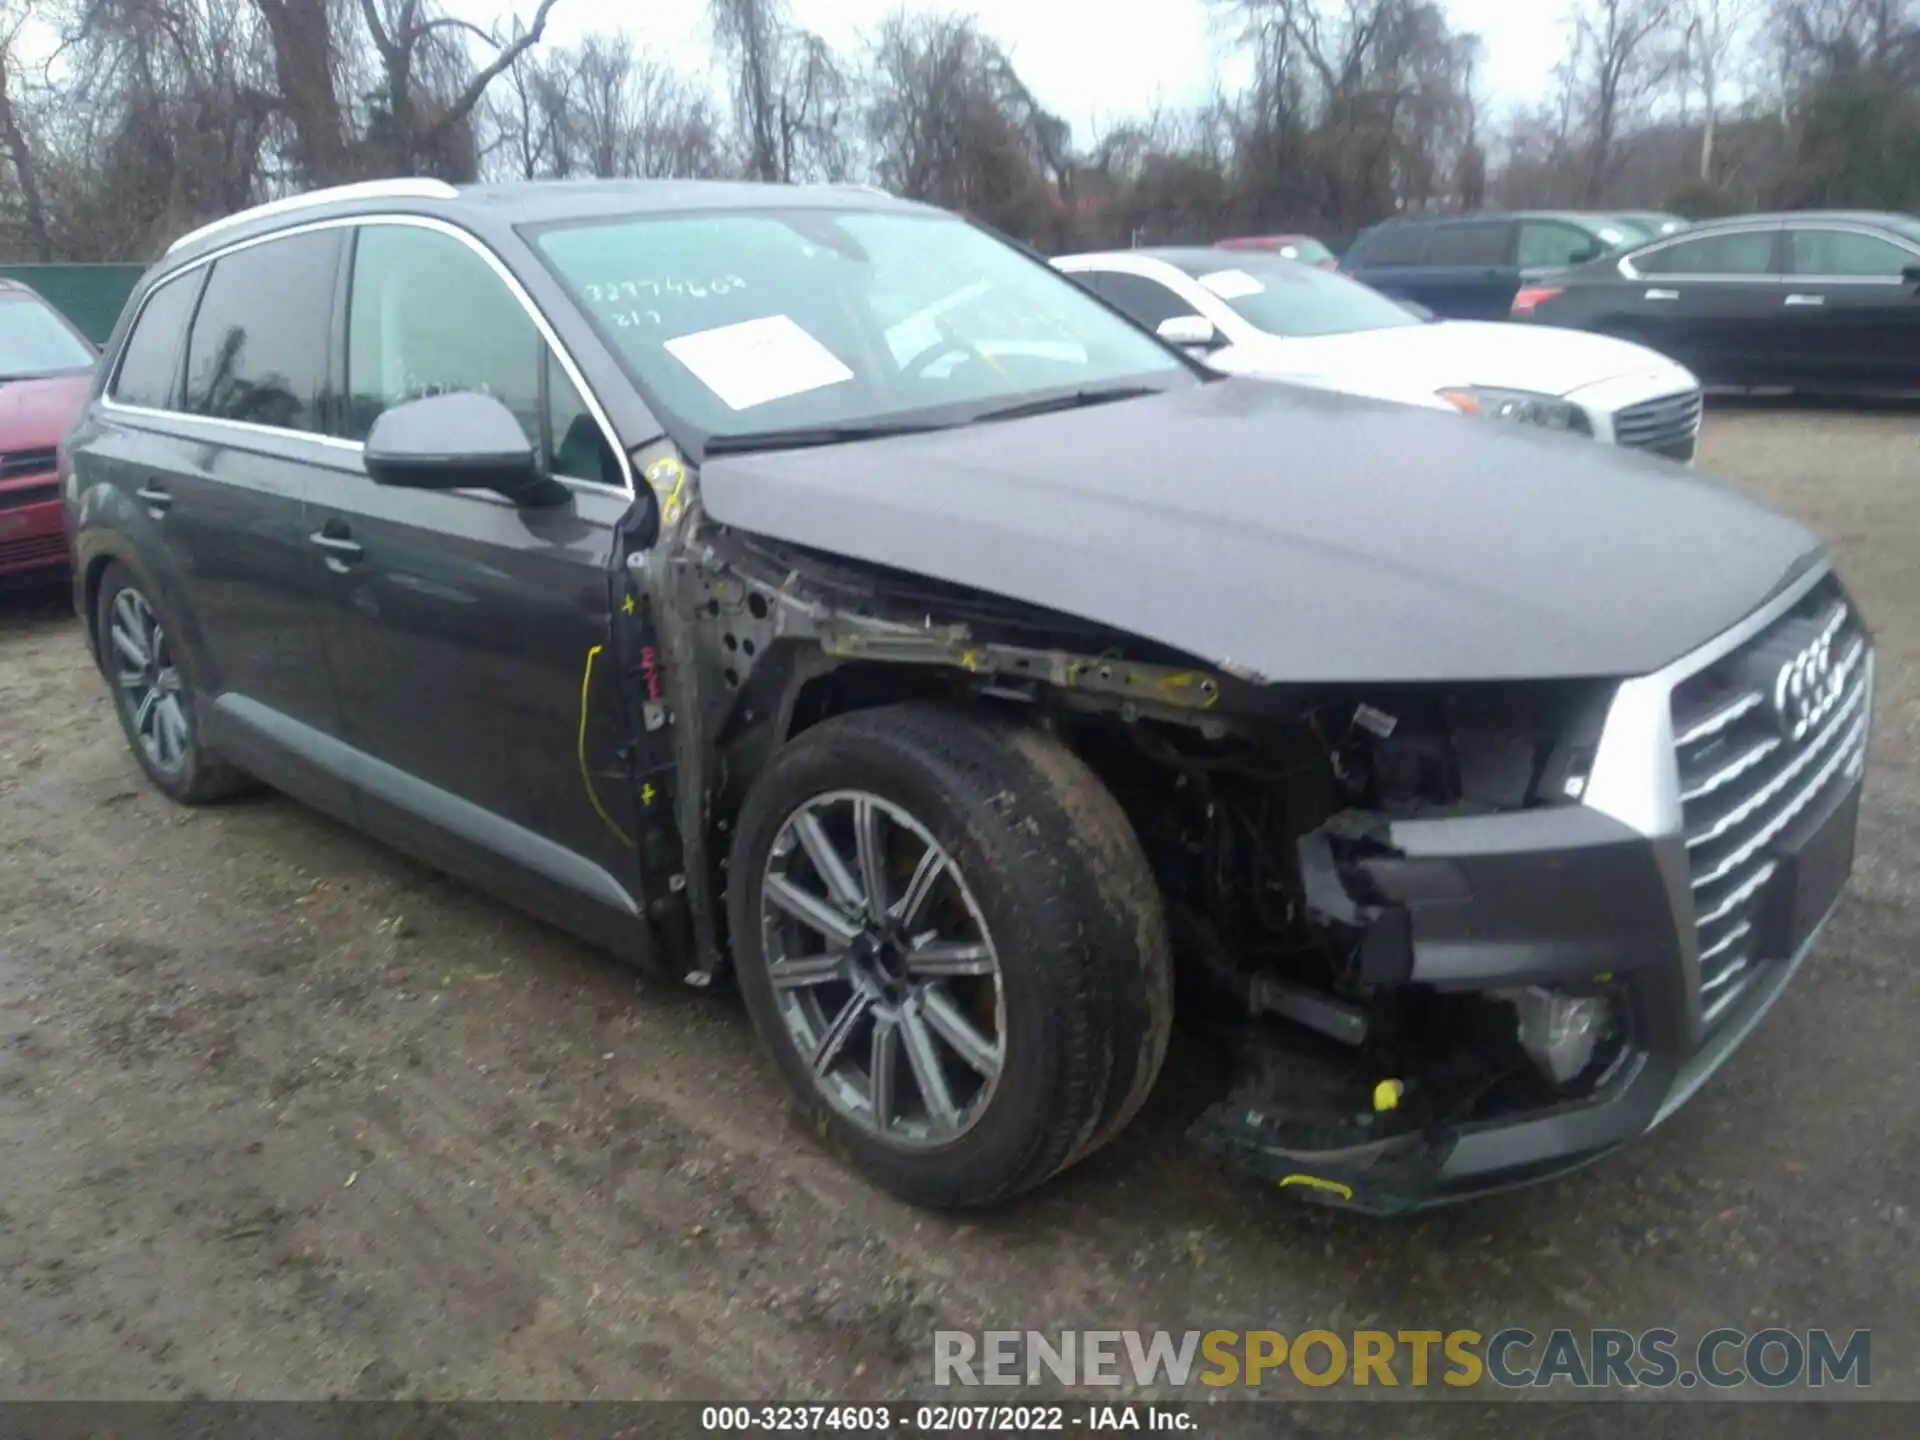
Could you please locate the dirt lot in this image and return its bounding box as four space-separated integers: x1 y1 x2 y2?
2 408 1917 1419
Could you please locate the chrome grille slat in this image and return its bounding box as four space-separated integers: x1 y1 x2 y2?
1680 736 1781 803
1666 576 1871 1019
1685 679 1866 851
1674 691 1762 748
1612 388 1703 457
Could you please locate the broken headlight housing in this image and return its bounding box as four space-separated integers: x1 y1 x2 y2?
1438 386 1592 435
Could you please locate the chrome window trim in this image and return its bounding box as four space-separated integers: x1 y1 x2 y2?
101 212 632 496
1581 557 1836 841
164 179 461 256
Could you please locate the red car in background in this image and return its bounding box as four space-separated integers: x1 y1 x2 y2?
0 280 96 588
1213 233 1340 268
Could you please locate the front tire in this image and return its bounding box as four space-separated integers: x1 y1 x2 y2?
96 563 250 805
729 703 1172 1207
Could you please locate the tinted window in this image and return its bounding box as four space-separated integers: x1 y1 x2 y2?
1636 230 1776 277
185 230 341 432
1787 228 1916 278
111 274 201 409
1519 221 1604 269
1353 226 1426 266
0 294 95 379
347 223 616 484
1427 222 1513 266
1093 272 1201 329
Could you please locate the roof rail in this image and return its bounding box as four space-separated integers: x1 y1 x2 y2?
165 178 462 257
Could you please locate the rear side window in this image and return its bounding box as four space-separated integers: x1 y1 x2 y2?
1427 222 1513 266
1352 226 1426 266
111 275 201 410
185 230 342 433
1637 230 1777 277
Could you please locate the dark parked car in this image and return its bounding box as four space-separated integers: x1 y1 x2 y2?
65 179 1872 1214
1340 211 1641 320
1514 211 1920 395
0 280 97 587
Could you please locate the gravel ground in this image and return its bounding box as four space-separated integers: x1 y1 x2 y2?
1 407 1916 1423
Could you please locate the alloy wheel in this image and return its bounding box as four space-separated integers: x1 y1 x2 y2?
760 790 1005 1147
109 587 190 774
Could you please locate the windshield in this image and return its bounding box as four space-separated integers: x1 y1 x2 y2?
533 208 1187 443
1175 257 1424 338
0 294 95 378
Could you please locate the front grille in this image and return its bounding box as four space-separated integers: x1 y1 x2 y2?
0 531 68 569
0 447 57 481
1613 389 1703 461
0 481 58 510
1669 575 1871 1024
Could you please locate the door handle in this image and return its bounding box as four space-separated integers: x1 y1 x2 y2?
1784 293 1826 307
1644 289 1680 301
135 483 172 513
309 529 364 571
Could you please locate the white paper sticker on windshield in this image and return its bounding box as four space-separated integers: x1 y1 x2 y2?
1197 268 1265 300
663 314 854 411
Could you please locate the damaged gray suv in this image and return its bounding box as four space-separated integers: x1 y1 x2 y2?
64 179 1872 1212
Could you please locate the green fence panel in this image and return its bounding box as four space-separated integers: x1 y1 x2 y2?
0 264 148 344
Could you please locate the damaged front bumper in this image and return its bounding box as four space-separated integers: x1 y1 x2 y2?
1196 561 1872 1214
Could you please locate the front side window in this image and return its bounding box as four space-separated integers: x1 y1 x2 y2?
111 275 202 409
185 230 341 433
533 208 1186 442
1636 230 1777 277
1093 272 1202 330
1787 229 1916 278
0 293 95 381
1172 257 1422 338
346 224 616 484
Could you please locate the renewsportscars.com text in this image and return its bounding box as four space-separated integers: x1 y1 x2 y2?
933 1327 1872 1390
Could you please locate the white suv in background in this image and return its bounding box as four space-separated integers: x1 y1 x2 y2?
1056 248 1706 463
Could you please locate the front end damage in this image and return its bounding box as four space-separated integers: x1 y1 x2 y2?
636 457 1870 1213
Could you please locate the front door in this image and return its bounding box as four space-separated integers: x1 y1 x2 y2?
308 219 651 953
1779 225 1920 393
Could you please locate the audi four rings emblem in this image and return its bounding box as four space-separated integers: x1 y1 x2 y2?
1772 611 1849 743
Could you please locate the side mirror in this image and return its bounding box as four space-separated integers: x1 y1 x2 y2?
1156 315 1222 351
363 392 566 506
1903 264 1920 289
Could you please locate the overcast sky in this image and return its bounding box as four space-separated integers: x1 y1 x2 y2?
449 0 1569 136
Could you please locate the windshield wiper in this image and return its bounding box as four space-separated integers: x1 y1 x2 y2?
701 419 956 455
968 384 1164 425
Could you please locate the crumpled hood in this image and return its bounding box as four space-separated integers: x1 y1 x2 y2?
698 378 1823 685
1235 320 1688 399
0 373 91 453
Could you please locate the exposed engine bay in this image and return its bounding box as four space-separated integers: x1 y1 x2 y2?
622 498 1637 1205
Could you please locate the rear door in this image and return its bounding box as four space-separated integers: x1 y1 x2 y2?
95 230 350 811
1405 220 1519 320
1618 226 1784 384
1779 225 1920 393
307 218 648 947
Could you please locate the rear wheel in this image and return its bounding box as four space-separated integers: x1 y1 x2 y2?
729 703 1172 1207
96 564 250 805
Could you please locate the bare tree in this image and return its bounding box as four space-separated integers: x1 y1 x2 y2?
0 3 52 259
1564 0 1678 201
1676 0 1760 180
709 0 846 182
